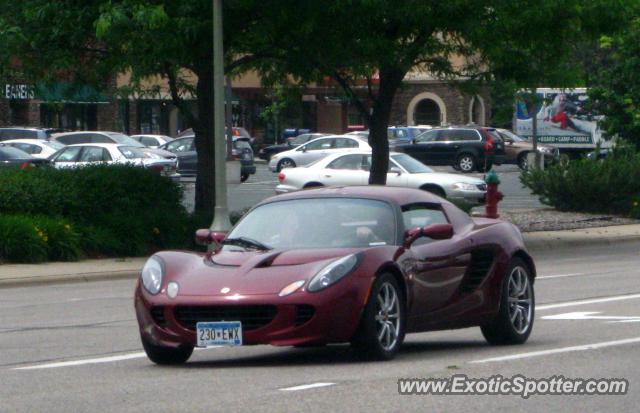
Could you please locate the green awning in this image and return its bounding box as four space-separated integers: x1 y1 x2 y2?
34 81 109 104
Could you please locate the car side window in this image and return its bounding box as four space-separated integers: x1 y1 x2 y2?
402 204 449 246
334 138 359 149
89 134 112 144
327 154 365 170
141 137 158 147
166 138 192 153
304 139 331 151
415 130 439 143
80 146 107 162
19 143 41 154
54 146 83 162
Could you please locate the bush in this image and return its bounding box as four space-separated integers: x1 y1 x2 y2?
0 165 190 257
520 143 640 217
0 215 82 263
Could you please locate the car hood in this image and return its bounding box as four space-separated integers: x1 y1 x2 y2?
410 172 484 186
159 248 361 296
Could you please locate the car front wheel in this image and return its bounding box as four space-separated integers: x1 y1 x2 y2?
456 154 476 173
141 336 194 365
351 273 405 360
481 258 534 345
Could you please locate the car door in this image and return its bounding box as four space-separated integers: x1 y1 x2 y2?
322 154 368 186
401 204 470 317
294 138 334 166
76 146 113 167
401 129 440 164
51 146 83 168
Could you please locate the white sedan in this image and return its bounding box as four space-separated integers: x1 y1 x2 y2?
49 143 180 181
268 135 370 172
1 139 65 159
276 151 487 205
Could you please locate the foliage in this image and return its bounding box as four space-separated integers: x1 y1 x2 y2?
588 16 640 148
0 215 82 263
0 165 190 257
520 142 640 217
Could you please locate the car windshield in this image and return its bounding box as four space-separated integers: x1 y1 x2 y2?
391 154 433 173
118 146 147 159
107 133 145 147
499 129 527 142
43 141 65 150
290 134 313 145
226 198 397 250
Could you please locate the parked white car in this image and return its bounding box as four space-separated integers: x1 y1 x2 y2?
1 139 65 159
276 151 487 205
49 143 180 181
268 135 369 172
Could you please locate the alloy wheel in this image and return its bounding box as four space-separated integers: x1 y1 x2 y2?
375 282 401 351
458 155 474 172
507 266 533 334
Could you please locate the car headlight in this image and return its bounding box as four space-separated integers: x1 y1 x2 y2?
538 146 554 154
141 255 164 295
452 182 478 191
307 253 362 292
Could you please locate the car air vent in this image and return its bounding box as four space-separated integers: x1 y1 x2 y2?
174 305 277 331
461 249 495 292
295 305 316 326
150 306 167 327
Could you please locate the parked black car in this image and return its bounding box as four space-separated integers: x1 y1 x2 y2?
393 126 506 173
0 145 50 168
258 133 329 161
159 135 256 181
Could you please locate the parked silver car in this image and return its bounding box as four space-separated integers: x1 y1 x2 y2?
268 135 370 172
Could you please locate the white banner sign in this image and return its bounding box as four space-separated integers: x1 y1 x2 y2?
4 84 34 100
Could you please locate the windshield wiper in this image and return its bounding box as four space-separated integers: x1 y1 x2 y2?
221 236 272 251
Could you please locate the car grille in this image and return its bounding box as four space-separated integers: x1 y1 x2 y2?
477 184 487 191
150 306 168 327
295 305 316 326
174 305 277 331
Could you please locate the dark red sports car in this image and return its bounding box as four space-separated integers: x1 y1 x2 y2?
135 186 535 364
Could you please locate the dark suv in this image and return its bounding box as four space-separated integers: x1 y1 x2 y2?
393 126 505 173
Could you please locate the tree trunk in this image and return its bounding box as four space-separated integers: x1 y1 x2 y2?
193 68 216 218
368 69 404 185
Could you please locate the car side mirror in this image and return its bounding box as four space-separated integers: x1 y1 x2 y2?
403 224 453 248
195 229 226 246
301 146 307 152
389 166 402 176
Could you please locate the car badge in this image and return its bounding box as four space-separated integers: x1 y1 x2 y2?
220 287 230 294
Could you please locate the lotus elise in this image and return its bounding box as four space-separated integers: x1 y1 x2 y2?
135 186 535 364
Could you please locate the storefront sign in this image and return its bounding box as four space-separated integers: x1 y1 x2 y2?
4 84 35 100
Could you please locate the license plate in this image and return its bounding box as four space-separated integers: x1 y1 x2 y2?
196 321 242 347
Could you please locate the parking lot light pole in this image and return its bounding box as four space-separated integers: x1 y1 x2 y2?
210 0 232 233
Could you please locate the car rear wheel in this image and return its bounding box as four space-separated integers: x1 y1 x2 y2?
481 258 534 345
277 158 296 172
351 273 405 360
141 336 193 365
456 154 476 173
518 153 529 170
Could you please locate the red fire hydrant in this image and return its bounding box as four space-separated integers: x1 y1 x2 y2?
484 170 503 219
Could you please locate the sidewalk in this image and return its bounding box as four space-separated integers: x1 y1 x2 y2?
1 224 640 288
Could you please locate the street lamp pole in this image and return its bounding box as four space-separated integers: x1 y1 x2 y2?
210 0 232 232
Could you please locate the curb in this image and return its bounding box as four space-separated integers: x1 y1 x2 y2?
523 225 640 253
0 269 140 289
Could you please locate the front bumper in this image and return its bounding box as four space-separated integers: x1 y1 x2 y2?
135 275 372 348
448 188 486 206
275 184 299 194
268 158 279 172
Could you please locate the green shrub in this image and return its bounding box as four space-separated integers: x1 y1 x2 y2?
521 143 640 216
0 215 83 263
0 165 190 257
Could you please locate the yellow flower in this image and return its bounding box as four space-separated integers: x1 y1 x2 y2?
65 224 72 231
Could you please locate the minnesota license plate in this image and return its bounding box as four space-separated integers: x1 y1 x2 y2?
196 321 242 347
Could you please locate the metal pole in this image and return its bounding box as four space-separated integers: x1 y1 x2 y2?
210 0 232 232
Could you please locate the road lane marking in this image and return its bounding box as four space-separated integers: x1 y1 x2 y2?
14 352 147 370
471 337 640 364
279 383 336 392
537 273 583 280
537 293 640 311
542 311 640 322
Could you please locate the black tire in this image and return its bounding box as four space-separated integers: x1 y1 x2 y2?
456 154 476 173
141 336 193 365
351 273 405 360
421 185 446 198
277 158 296 172
240 173 249 183
303 182 324 189
481 258 535 345
517 153 529 170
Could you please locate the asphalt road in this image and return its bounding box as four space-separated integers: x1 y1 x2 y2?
180 162 543 214
1 242 639 412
